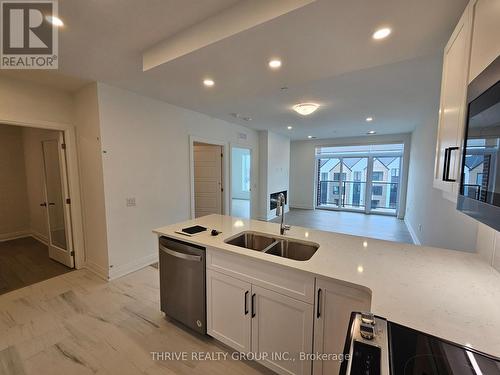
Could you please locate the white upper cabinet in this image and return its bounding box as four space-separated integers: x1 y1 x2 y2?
469 0 500 83
433 1 475 196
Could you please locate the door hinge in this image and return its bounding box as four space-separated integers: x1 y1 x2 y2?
61 143 66 150
70 251 75 256
66 198 71 204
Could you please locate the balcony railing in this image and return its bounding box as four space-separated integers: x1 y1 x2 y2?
318 180 399 210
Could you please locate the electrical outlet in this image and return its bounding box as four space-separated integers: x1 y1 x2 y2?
126 197 136 207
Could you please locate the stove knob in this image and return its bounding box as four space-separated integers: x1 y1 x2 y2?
361 312 375 325
360 323 375 340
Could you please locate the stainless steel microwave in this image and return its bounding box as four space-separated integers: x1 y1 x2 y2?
457 55 500 231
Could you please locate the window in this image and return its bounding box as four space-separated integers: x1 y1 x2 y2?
476 173 483 186
321 172 329 181
242 154 251 192
372 186 383 195
333 172 346 181
353 171 361 181
371 200 380 208
372 172 384 181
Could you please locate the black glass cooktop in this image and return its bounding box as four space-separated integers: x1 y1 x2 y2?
389 322 500 375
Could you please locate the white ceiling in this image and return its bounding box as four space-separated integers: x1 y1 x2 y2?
9 0 469 140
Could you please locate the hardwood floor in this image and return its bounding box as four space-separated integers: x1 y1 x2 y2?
0 237 73 296
0 267 272 375
272 208 414 244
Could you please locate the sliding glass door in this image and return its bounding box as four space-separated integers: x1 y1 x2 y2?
316 144 403 216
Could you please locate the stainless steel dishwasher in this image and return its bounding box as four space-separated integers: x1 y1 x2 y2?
158 236 206 334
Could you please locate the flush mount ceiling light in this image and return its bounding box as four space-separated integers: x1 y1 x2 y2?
268 59 282 69
287 125 293 130
307 135 316 139
293 102 320 116
372 27 391 40
203 78 215 87
366 117 373 122
367 130 377 135
46 15 64 27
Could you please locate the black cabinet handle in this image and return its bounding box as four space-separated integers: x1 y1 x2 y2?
244 291 249 315
251 293 256 318
443 147 459 182
40 202 47 207
316 288 322 318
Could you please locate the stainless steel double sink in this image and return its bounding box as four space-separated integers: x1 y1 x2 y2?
224 231 319 261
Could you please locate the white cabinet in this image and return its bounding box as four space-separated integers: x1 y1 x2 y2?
469 0 500 82
312 278 371 375
206 270 251 352
251 285 313 375
207 269 314 375
433 1 475 197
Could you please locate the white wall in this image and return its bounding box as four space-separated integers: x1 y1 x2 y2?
22 127 62 242
405 115 478 251
476 223 500 272
0 124 30 240
231 147 251 200
290 133 411 219
74 83 110 277
258 131 290 220
95 83 259 278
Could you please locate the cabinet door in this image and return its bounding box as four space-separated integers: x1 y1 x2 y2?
433 3 474 194
251 285 314 375
206 270 251 352
313 279 371 375
469 0 500 82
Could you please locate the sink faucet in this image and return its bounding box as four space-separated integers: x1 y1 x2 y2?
276 193 291 235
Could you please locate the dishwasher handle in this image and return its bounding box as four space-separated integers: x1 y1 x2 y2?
159 245 202 262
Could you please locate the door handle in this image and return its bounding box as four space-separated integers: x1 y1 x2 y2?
244 291 249 315
316 288 322 318
40 202 47 207
48 203 56 206
251 293 256 318
443 147 459 182
159 245 202 262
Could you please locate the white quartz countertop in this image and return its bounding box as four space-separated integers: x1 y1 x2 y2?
153 214 500 357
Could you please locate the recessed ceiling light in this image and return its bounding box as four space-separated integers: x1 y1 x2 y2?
269 59 282 69
203 78 215 87
366 117 373 122
293 103 320 116
308 135 316 139
46 15 64 27
367 130 377 135
287 125 293 130
373 27 391 40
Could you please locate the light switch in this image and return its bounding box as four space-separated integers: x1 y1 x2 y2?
126 198 136 207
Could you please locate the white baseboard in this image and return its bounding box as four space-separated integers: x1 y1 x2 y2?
108 252 159 280
404 218 421 245
84 261 109 280
30 230 48 245
0 230 31 242
290 204 314 210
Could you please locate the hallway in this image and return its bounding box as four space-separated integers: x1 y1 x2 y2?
272 208 414 244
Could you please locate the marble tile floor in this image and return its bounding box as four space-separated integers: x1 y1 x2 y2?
0 267 272 375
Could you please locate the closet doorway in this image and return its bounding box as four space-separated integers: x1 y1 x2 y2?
0 124 75 294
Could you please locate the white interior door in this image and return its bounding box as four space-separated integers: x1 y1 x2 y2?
41 136 74 268
194 143 223 217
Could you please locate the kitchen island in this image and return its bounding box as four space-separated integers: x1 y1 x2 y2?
154 214 500 366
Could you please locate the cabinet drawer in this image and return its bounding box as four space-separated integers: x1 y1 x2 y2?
207 248 315 304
